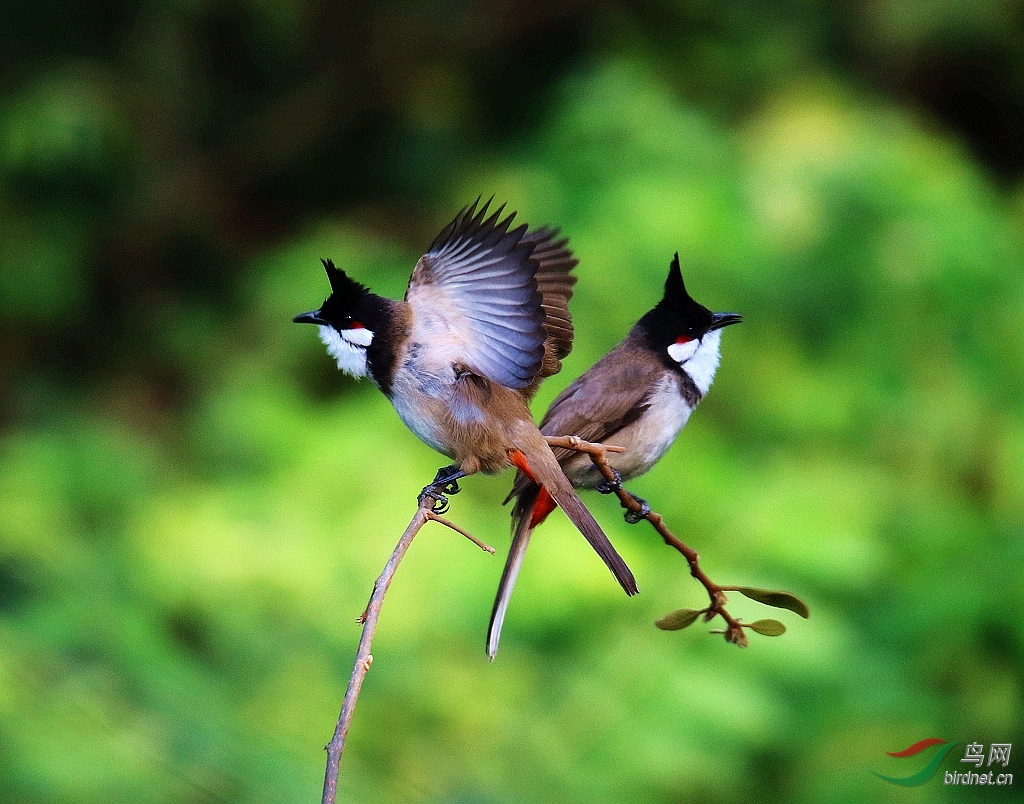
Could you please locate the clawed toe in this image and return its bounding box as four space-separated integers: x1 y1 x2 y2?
419 464 465 514
596 469 623 494
624 493 650 524
418 490 451 514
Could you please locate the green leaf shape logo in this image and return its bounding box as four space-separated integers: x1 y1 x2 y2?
870 740 957 786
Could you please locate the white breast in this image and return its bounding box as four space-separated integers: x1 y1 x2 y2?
387 346 458 459
563 372 694 488
391 389 454 458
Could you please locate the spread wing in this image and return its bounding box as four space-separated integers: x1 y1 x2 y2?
519 227 578 398
405 200 546 389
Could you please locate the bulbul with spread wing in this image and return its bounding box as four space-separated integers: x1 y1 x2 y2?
294 200 638 600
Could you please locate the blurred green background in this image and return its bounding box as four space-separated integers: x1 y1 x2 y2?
2 1 1022 802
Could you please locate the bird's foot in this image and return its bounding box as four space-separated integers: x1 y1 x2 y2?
624 493 650 524
418 464 465 514
595 468 623 495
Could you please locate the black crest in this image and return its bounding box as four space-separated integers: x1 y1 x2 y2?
315 258 375 324
658 254 714 326
322 258 370 304
293 257 382 331
635 254 741 354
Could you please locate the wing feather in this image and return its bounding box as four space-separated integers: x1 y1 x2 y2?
406 200 568 389
506 337 664 501
519 226 580 397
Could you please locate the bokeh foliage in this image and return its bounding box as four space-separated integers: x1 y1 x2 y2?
1 2 1022 802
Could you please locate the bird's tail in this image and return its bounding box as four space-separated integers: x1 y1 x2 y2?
507 428 638 598
486 485 541 660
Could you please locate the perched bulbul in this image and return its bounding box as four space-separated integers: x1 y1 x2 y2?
293 200 638 598
487 254 742 659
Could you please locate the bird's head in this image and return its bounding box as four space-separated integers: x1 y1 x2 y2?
293 259 379 379
640 253 742 393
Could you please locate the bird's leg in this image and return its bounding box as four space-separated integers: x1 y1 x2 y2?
418 464 466 514
595 468 623 495
623 492 651 525
591 462 647 522
430 464 464 495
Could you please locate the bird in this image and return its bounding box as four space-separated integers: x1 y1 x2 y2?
293 199 638 600
487 253 741 659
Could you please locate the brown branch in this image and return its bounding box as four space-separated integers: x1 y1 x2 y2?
322 495 488 803
544 435 748 647
323 433 755 801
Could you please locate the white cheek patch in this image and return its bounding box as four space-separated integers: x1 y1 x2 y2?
667 339 699 364
318 325 372 378
341 327 373 347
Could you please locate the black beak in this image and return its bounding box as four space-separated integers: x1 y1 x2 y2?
708 311 743 331
293 309 329 326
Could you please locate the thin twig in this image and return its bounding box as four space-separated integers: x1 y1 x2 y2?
322 500 429 804
427 511 495 553
323 493 488 803
544 435 748 646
